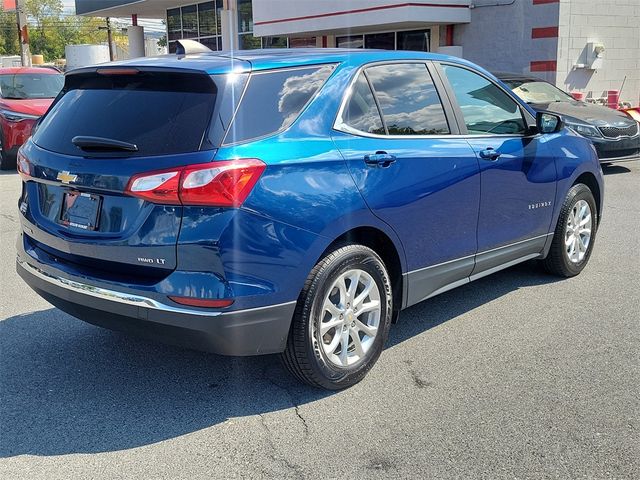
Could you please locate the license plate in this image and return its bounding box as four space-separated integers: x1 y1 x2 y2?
59 191 101 231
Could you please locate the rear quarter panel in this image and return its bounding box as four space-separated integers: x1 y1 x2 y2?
211 61 407 305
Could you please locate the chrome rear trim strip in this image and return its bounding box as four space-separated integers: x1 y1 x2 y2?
18 258 295 318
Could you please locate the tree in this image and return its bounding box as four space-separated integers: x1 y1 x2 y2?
0 7 19 56
11 0 107 61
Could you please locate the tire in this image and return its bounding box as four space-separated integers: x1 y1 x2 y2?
281 244 393 390
0 132 15 170
543 183 598 277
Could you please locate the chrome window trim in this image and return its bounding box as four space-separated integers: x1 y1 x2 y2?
333 59 454 139
333 59 532 140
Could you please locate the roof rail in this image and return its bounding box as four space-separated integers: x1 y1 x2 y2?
175 39 213 55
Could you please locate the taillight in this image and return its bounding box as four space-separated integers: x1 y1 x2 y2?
125 159 266 207
127 169 181 205
17 150 31 179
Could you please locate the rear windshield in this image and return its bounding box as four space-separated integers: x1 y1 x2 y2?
223 65 335 145
32 71 217 157
0 73 63 99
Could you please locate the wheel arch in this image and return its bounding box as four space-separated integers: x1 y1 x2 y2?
316 226 405 322
573 172 602 223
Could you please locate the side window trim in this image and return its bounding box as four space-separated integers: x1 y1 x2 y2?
425 61 460 135
333 60 459 139
362 70 389 135
435 61 534 137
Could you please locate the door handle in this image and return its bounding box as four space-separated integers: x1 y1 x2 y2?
479 148 501 161
364 151 396 168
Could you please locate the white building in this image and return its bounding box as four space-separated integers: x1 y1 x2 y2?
75 0 640 105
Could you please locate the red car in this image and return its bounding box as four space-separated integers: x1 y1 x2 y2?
0 67 63 169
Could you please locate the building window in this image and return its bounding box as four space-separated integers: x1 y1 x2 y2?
200 36 220 51
336 35 364 49
397 29 431 52
167 1 316 51
198 2 217 37
237 0 261 49
166 1 222 53
181 4 198 39
262 36 288 48
365 32 395 50
167 8 181 41
289 37 317 48
238 0 253 33
337 29 433 52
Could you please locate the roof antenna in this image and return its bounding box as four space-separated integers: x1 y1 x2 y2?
175 39 213 55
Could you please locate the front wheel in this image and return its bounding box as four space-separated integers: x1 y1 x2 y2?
0 132 12 170
544 183 598 277
281 244 393 390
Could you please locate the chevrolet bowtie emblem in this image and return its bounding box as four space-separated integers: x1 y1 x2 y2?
57 171 78 184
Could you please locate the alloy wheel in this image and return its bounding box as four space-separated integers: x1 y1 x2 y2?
564 199 592 263
319 268 381 367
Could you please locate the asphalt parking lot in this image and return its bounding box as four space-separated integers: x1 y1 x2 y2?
0 162 638 479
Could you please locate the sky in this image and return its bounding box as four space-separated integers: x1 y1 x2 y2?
61 0 165 33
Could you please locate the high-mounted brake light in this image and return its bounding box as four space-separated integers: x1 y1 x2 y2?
96 68 140 76
125 159 266 207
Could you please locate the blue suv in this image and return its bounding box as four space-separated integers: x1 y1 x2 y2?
16 45 604 389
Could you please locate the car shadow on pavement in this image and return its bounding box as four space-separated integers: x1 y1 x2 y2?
0 261 559 457
602 164 632 175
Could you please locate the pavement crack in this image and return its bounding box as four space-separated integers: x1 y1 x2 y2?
257 412 304 478
409 369 434 389
263 365 310 438
0 213 17 223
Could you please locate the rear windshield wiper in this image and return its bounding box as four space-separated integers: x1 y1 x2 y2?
72 136 138 152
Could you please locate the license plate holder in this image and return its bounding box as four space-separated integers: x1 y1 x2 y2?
59 191 101 231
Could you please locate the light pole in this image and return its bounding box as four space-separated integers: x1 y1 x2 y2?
15 0 32 67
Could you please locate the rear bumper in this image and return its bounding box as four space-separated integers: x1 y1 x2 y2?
17 257 296 356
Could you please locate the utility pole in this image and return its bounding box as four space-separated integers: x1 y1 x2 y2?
15 0 31 67
106 17 114 61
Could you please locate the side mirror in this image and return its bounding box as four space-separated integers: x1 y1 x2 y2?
536 111 564 134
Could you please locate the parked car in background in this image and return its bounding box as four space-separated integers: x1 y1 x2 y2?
16 46 604 389
496 72 640 165
0 67 63 169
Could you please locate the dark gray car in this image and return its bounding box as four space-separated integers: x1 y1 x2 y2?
496 72 640 164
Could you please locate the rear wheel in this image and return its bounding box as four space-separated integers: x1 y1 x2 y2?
281 244 393 390
544 183 597 277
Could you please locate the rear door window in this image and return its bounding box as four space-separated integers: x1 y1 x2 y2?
33 72 217 157
224 65 334 144
365 63 450 135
